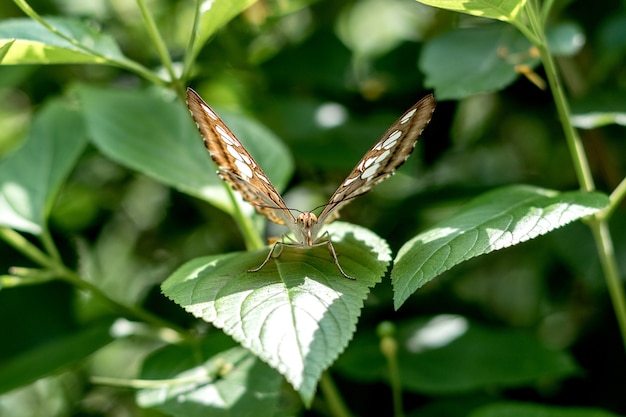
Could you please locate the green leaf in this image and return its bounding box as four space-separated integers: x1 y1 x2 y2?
190 0 259 61
336 0 425 58
419 23 535 100
137 345 282 417
415 0 527 23
546 22 585 56
0 372 83 417
470 402 622 417
392 185 609 309
0 99 88 234
161 222 391 406
571 91 626 129
0 17 130 65
335 315 578 394
0 320 114 394
76 85 292 215
0 39 14 62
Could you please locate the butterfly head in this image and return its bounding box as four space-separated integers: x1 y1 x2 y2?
295 212 319 246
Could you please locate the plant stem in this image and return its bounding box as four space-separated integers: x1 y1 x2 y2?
319 372 352 417
0 227 192 342
136 0 178 86
0 227 55 268
589 221 626 348
528 7 626 350
59 266 192 341
538 44 596 192
599 176 626 221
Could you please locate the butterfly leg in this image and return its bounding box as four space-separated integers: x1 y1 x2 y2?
248 241 283 273
325 240 355 280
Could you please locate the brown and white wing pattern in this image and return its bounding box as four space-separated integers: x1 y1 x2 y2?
316 94 436 226
186 88 295 226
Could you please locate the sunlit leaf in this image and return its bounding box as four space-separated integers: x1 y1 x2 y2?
189 0 258 61
392 185 609 309
162 222 391 405
0 17 130 65
0 99 87 234
571 91 626 128
416 0 526 23
138 345 282 417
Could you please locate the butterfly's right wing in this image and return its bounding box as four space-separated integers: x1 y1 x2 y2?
317 94 436 225
186 88 295 226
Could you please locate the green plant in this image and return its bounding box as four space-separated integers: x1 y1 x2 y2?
0 0 624 416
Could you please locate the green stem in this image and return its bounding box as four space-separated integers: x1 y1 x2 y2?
527 6 626 350
227 189 265 250
136 0 179 86
182 0 201 82
319 372 352 417
0 227 192 342
537 43 595 192
59 267 192 340
599 176 626 221
40 226 61 262
588 221 626 348
0 227 56 268
379 331 403 417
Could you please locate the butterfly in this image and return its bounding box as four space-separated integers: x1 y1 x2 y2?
186 88 436 279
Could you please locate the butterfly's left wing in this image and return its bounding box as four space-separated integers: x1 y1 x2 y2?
317 94 436 225
186 88 296 226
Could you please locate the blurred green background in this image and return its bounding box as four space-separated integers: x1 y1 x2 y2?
0 0 625 416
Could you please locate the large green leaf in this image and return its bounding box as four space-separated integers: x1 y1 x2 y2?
0 17 131 65
0 99 88 234
0 320 114 394
137 345 282 417
76 85 293 216
335 315 577 393
392 185 609 309
161 222 391 406
419 22 584 99
571 90 626 128
420 23 534 100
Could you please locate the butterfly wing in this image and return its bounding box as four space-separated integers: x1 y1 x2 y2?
316 94 436 225
186 88 295 226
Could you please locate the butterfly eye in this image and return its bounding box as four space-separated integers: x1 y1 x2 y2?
296 212 318 228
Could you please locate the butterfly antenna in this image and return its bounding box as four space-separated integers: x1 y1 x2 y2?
310 191 369 213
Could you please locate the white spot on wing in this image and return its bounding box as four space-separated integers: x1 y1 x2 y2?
257 172 271 184
216 125 236 145
235 159 253 179
361 163 379 179
383 130 402 149
375 149 390 163
363 157 377 169
201 103 218 120
400 108 417 124
226 145 240 160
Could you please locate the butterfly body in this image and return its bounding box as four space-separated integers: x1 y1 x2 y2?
186 88 436 279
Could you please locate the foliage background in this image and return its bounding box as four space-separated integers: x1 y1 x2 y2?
0 0 625 416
